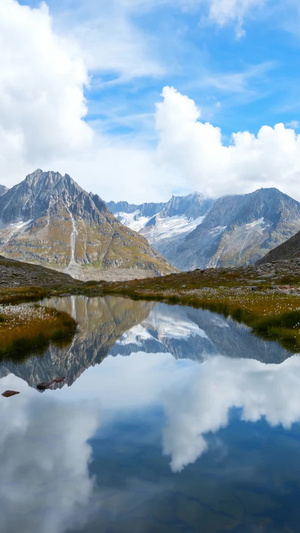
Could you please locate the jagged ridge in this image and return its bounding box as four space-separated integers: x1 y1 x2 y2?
0 170 175 281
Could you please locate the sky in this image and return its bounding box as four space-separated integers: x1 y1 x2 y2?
2 0 300 202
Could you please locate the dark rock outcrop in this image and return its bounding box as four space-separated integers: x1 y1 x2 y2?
257 229 300 264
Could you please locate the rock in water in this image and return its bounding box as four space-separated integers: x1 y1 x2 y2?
2 390 20 397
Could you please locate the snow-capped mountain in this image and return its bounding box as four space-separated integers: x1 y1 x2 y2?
107 200 165 232
107 192 214 265
175 188 300 269
0 169 175 281
109 188 300 270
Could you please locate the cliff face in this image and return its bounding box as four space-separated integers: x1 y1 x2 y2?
108 188 300 270
108 192 214 263
257 229 300 264
0 170 175 281
174 188 300 269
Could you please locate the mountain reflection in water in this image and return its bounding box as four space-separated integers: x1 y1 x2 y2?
1 296 300 533
0 295 292 388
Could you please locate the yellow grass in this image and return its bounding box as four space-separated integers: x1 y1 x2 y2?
0 303 77 357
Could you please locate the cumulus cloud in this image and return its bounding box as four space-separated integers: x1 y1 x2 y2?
1 1 299 204
155 86 300 200
162 354 300 472
0 375 98 533
0 0 93 181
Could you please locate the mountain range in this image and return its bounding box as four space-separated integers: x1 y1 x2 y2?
109 188 300 269
0 170 175 281
1 169 300 278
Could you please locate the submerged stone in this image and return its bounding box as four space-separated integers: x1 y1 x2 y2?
36 377 66 391
2 390 20 397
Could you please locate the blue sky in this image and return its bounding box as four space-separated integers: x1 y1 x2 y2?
2 0 300 201
24 0 300 136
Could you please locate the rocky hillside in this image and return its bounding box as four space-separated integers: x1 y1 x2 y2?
108 187 300 270
174 188 300 269
0 170 175 281
0 255 76 287
0 185 8 196
257 229 300 264
140 193 214 262
108 192 214 260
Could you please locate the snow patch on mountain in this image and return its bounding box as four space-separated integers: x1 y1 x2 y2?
246 217 265 229
115 211 151 232
141 214 206 244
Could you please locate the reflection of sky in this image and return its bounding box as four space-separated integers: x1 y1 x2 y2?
0 375 98 533
2 348 300 531
65 351 300 471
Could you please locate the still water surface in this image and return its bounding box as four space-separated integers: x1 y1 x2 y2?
1 296 300 532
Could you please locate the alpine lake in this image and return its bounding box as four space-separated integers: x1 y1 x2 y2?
1 295 300 533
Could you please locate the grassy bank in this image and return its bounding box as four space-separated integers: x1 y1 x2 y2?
1 261 300 353
100 266 300 352
0 303 77 358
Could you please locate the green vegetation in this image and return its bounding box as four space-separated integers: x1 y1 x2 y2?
0 303 77 358
2 260 300 354
99 265 300 353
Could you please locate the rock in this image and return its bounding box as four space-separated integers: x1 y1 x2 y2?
36 376 66 390
2 390 20 397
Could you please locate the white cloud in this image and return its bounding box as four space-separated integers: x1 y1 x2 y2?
208 0 265 37
155 86 300 200
162 354 300 472
119 0 265 37
1 1 300 204
197 61 274 94
0 375 97 533
55 1 164 79
47 0 265 84
0 0 169 200
286 120 300 129
0 0 93 181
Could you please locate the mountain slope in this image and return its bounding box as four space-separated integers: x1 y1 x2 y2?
0 254 77 287
175 188 300 269
107 200 165 232
0 169 175 281
139 193 214 262
108 192 214 263
257 229 300 264
0 185 8 196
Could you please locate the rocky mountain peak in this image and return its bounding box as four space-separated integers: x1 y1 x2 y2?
24 169 83 197
159 191 210 220
0 169 175 281
0 184 8 197
0 169 88 224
